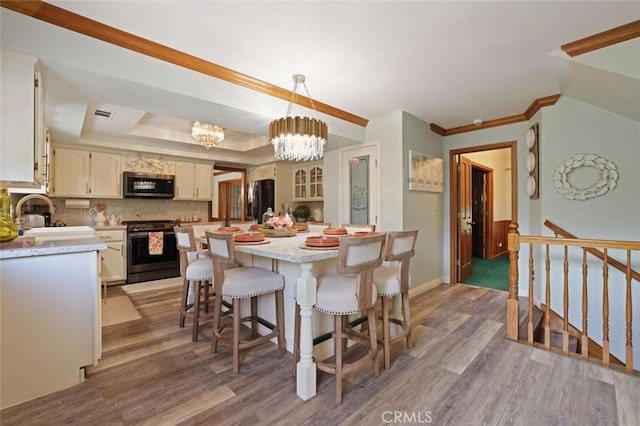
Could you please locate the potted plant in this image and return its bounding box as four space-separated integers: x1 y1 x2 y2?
293 204 311 222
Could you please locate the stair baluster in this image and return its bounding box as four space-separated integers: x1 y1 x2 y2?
544 244 551 350
581 249 589 360
563 246 570 355
602 248 610 367
625 250 633 373
528 243 535 344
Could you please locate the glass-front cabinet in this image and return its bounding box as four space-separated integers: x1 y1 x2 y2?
292 163 323 201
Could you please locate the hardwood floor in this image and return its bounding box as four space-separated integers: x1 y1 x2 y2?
2 283 638 425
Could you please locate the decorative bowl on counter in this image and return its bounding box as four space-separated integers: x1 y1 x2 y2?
293 223 308 232
260 227 297 238
323 227 348 236
305 235 339 248
233 232 265 243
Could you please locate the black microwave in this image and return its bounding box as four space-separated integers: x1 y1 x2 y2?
123 172 175 199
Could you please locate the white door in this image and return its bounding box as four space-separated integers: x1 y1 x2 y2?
340 144 379 228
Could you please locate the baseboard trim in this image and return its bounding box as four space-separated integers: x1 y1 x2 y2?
409 276 446 299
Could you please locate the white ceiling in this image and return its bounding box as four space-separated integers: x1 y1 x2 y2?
1 1 639 166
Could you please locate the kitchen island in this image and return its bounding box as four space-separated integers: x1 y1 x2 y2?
0 236 106 409
227 232 341 401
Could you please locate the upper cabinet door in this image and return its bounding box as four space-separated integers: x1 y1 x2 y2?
308 165 323 200
90 152 121 198
0 49 44 189
194 163 213 201
293 167 307 201
292 164 323 201
175 161 196 200
51 148 90 196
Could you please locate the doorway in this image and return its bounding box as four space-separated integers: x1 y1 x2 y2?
457 156 494 282
218 179 242 224
449 141 517 285
208 166 247 224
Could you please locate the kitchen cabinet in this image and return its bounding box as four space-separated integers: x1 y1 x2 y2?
0 49 48 190
96 229 126 283
175 161 213 200
1 247 101 409
292 163 323 201
51 147 121 198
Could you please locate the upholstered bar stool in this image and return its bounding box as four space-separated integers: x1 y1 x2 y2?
373 229 418 370
297 233 385 404
174 226 215 342
205 231 285 374
341 223 376 234
191 221 224 251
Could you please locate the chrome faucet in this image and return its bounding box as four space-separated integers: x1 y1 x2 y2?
15 194 56 221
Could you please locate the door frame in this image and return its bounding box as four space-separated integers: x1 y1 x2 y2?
218 178 243 223
449 141 517 285
208 166 247 221
339 142 380 228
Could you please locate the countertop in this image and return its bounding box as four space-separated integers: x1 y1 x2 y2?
92 224 127 230
0 238 107 260
231 233 340 264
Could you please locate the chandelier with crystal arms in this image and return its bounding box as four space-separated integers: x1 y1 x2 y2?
269 74 328 161
192 121 224 149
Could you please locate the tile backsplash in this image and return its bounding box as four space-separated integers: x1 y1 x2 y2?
13 195 209 226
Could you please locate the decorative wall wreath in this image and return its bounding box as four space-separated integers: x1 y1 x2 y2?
553 154 618 200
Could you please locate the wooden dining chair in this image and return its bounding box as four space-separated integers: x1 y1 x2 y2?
205 231 285 373
373 229 418 369
174 226 214 341
294 233 385 404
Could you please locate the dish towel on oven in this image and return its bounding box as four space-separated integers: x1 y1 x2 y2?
148 231 164 255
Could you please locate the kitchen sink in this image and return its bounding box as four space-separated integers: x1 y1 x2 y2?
23 226 96 242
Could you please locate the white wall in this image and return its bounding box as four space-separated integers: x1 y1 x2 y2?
401 112 444 287
365 112 404 231
539 96 640 364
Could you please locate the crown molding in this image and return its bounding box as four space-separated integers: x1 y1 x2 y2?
430 94 560 137
523 94 562 119
0 0 369 128
429 123 446 136
561 19 640 57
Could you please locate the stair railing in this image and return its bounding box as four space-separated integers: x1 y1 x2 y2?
507 222 640 373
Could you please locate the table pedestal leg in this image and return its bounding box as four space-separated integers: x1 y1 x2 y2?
296 262 317 400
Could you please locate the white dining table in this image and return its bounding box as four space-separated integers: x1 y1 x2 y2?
207 232 340 400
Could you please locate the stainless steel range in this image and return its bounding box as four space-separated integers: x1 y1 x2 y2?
123 219 180 284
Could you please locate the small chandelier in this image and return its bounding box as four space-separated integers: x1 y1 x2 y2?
192 121 224 149
269 74 328 161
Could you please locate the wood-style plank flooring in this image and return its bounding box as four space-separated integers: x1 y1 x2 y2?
2 283 639 425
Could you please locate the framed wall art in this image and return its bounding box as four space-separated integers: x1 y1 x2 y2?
408 150 443 192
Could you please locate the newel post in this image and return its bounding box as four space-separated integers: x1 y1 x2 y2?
506 222 520 341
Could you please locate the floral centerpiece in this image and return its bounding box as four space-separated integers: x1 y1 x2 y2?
266 215 293 230
260 215 297 237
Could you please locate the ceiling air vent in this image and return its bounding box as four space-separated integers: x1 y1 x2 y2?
94 109 114 120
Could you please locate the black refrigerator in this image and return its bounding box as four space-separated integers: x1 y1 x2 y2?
247 179 275 223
